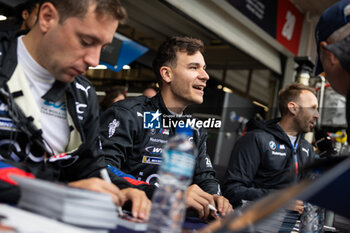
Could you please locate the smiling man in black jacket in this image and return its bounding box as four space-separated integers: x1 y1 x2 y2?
223 83 319 211
100 36 232 220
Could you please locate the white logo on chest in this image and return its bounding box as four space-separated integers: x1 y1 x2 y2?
76 83 91 97
302 147 309 157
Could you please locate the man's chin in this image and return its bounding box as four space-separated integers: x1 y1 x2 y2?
57 74 76 83
192 96 204 105
192 100 203 105
303 128 311 134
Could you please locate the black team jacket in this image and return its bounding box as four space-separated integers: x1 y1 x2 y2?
99 93 221 198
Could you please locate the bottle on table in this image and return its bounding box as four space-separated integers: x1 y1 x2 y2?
299 202 324 233
146 125 197 233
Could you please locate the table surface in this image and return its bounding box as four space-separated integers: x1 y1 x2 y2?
0 204 92 233
0 204 208 233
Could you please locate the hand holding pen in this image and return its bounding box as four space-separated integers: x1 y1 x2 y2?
100 168 124 216
212 194 233 218
101 167 151 220
186 185 233 220
208 204 220 217
68 171 126 206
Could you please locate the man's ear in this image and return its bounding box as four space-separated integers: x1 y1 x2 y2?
38 2 59 33
287 102 298 116
21 10 29 20
320 41 338 65
160 66 172 84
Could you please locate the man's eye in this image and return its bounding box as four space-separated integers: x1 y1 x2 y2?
102 44 109 51
81 39 93 47
190 66 197 70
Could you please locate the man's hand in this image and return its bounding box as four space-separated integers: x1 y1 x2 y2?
121 188 151 220
68 177 126 206
186 184 216 220
289 200 304 214
212 194 233 217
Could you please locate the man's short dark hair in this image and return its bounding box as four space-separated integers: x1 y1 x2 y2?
278 83 316 116
100 86 126 110
15 0 41 24
41 0 127 23
152 36 204 86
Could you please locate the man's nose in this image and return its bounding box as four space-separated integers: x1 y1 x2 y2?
199 69 209 81
84 47 101 68
315 109 320 119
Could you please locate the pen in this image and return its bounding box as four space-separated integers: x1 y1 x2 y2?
208 204 221 217
100 168 112 182
208 204 217 212
100 168 123 216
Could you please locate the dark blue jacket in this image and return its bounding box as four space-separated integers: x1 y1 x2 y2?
223 119 315 207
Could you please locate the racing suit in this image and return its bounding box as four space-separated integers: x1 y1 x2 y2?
99 93 221 198
0 30 130 203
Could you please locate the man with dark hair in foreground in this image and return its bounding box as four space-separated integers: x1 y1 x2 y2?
0 0 150 220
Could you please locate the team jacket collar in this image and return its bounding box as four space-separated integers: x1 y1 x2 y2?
42 80 68 102
0 30 70 102
0 30 23 86
149 92 172 115
150 92 190 117
249 118 304 148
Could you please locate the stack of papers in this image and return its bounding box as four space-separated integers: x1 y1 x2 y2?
114 212 148 232
0 204 91 233
13 176 118 229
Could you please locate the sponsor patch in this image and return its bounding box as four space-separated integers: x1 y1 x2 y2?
48 153 71 162
42 100 67 119
159 128 169 135
43 100 66 111
278 144 285 150
149 137 168 144
269 141 276 150
48 153 79 166
272 151 287 156
0 117 17 131
145 146 163 155
142 156 162 165
108 119 120 138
